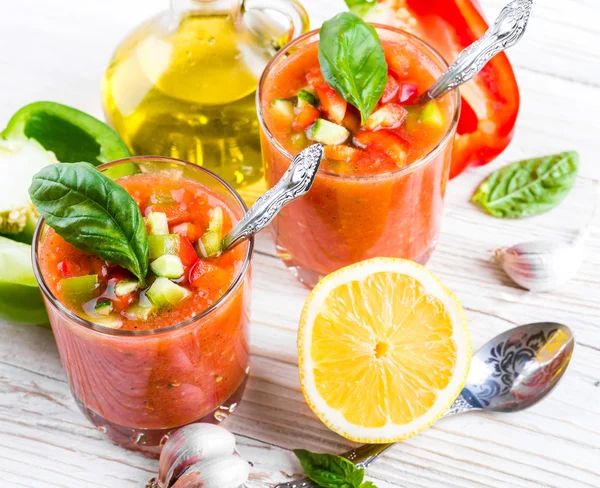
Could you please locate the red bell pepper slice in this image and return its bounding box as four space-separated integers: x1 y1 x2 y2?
364 0 520 178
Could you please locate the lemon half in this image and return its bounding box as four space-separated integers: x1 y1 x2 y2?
298 258 471 443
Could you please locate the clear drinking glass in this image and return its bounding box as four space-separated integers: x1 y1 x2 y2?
257 26 460 287
32 157 253 457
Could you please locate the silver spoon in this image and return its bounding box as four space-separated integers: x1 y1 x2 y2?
221 143 324 252
418 0 533 104
277 322 574 488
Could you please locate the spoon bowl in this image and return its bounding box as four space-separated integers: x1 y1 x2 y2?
463 322 574 413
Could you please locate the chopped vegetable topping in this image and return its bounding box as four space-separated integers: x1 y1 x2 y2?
419 101 444 127
147 277 189 307
306 69 347 124
114 278 140 297
150 255 185 279
147 212 169 235
354 130 410 167
307 119 350 145
59 274 99 302
365 104 408 131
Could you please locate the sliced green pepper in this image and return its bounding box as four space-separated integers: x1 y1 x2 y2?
0 236 48 325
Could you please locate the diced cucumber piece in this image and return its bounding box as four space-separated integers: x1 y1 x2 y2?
208 207 223 232
114 278 140 297
89 314 122 329
150 255 184 279
306 119 349 145
419 101 444 127
149 234 180 259
270 99 295 120
94 299 112 316
146 212 169 235
297 89 318 108
147 277 189 307
197 231 221 258
197 207 224 258
59 275 98 302
124 302 155 321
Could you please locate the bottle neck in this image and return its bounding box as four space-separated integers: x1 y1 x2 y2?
170 0 242 15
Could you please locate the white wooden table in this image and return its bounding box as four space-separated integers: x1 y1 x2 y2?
1 1 599 487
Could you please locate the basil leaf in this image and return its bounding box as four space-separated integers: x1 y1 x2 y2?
360 482 377 488
345 0 377 17
29 162 148 281
294 449 371 488
471 151 579 218
319 12 388 123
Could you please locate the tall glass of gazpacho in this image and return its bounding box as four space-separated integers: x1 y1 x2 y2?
32 157 252 456
258 23 460 287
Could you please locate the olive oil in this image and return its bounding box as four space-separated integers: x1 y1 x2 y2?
102 8 276 202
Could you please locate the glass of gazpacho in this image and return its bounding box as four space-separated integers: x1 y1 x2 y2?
258 23 460 287
32 157 252 456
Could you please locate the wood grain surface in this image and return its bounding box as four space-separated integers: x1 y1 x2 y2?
0 0 598 487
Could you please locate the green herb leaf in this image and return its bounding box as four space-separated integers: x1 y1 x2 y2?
360 482 377 488
294 449 374 488
318 12 388 123
471 151 579 218
344 0 378 17
29 162 148 281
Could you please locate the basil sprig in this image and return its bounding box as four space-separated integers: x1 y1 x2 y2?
345 0 378 17
471 151 579 218
318 12 388 123
294 449 378 488
29 162 149 282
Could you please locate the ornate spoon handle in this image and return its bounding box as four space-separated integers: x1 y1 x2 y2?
221 144 324 252
420 0 533 103
275 392 480 488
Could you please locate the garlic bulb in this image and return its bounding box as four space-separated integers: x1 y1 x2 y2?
494 239 584 291
158 423 236 487
148 423 249 488
172 455 250 488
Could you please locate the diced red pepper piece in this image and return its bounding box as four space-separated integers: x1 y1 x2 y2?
171 222 202 242
177 236 199 267
306 68 347 124
365 104 408 131
381 75 400 104
188 260 230 291
292 104 320 131
398 83 418 104
324 144 363 162
354 130 410 167
341 108 361 133
365 0 519 177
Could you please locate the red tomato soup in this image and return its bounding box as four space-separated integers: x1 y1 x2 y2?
36 162 251 455
259 27 459 287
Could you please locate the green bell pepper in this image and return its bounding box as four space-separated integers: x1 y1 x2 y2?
0 236 48 325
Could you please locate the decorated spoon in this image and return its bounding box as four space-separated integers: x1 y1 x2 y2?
417 0 533 104
221 143 324 252
278 322 574 488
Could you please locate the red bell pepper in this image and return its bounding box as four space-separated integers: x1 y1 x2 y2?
363 0 520 177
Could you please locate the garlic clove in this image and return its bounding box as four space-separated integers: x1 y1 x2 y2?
158 423 236 487
171 455 250 488
495 239 583 291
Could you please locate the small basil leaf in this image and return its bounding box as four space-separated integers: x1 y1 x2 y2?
471 151 579 218
294 449 369 488
345 0 378 17
319 12 388 123
29 162 148 281
360 482 378 488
